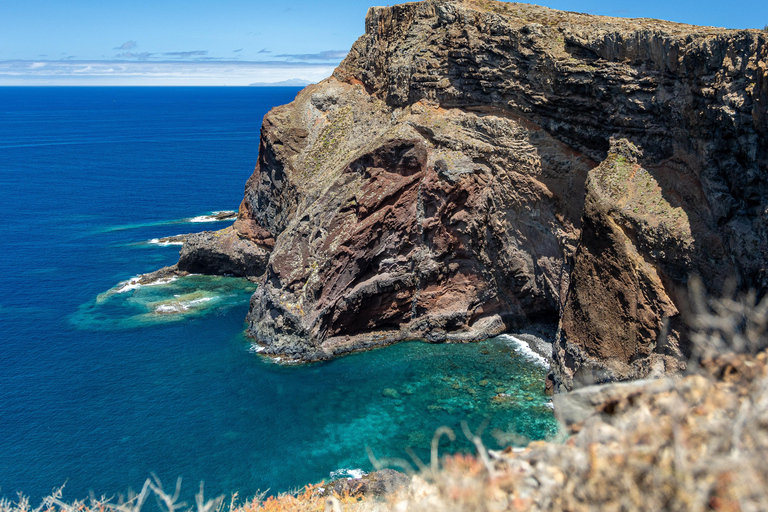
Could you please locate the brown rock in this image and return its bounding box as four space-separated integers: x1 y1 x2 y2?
162 0 767 378
555 138 694 387
177 226 271 279
244 81 582 361
329 469 410 497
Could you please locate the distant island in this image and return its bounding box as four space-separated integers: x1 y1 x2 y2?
248 78 312 87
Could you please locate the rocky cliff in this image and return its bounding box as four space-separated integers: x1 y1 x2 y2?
172 0 767 387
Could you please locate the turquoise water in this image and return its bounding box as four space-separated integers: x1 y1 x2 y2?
73 274 259 329
0 87 557 504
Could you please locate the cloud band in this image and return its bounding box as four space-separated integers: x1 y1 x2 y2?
0 60 339 85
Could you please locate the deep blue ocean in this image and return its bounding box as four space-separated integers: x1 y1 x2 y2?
0 87 557 504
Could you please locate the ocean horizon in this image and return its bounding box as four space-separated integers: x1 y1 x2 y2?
0 86 557 504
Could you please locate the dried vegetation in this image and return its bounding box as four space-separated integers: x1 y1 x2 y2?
4 284 767 511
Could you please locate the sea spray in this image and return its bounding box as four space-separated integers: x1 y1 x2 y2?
72 274 257 330
498 334 551 369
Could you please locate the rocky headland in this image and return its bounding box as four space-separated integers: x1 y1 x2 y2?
152 0 766 388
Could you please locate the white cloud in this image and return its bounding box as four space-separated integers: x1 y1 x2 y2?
0 60 338 85
114 41 138 50
276 50 348 61
163 50 209 58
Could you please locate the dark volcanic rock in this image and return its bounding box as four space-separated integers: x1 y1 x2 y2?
153 234 188 245
244 86 582 361
329 469 410 497
177 226 271 279
163 0 767 384
210 210 237 221
135 264 189 284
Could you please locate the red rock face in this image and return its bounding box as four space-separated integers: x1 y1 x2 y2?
243 111 583 360
173 1 767 384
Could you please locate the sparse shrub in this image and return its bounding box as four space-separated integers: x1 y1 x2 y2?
686 275 768 363
0 476 224 512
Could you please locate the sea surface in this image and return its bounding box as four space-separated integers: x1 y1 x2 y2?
0 87 558 504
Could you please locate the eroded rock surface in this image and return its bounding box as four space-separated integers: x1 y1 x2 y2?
177 226 272 279
168 0 767 382
244 74 586 361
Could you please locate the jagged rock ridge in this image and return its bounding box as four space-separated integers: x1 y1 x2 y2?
169 0 767 386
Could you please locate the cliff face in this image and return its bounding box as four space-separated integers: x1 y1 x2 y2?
241 79 583 360
187 0 767 385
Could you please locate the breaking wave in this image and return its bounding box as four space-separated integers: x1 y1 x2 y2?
498 334 550 369
72 274 257 330
100 210 236 233
329 468 366 480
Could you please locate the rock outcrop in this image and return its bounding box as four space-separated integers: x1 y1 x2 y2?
326 469 411 498
169 0 767 383
177 226 271 279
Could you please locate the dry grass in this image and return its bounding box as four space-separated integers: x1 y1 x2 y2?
686 275 768 363
0 477 371 512
238 483 367 512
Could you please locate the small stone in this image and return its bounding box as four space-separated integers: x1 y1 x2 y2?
382 388 399 399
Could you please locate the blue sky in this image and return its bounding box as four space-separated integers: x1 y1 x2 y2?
1 0 765 85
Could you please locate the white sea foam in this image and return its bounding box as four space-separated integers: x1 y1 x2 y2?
115 276 178 293
148 238 184 246
499 334 550 369
247 343 266 353
115 278 143 293
155 303 188 314
330 468 366 480
153 296 214 314
187 297 214 306
187 211 236 223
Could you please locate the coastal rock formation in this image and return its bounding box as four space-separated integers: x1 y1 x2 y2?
177 226 271 279
141 226 272 281
172 0 767 383
243 82 586 360
556 138 694 387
